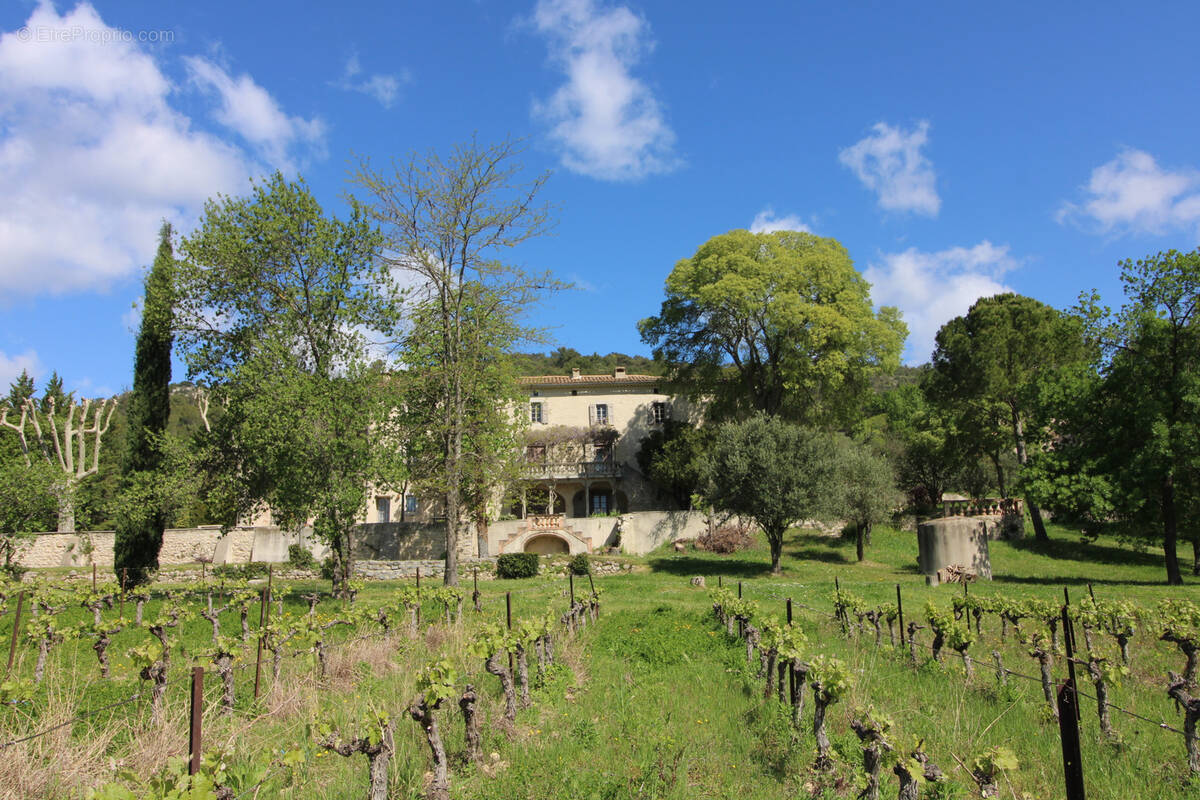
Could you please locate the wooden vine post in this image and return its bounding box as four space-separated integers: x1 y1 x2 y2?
188 666 204 776
6 590 24 674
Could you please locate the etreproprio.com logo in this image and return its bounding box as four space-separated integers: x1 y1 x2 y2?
16 25 175 44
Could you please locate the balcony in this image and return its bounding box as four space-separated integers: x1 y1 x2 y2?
523 460 623 481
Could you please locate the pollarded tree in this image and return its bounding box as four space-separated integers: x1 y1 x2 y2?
174 173 398 597
113 222 176 586
928 293 1089 541
352 137 561 586
698 414 838 574
0 387 116 533
639 229 906 427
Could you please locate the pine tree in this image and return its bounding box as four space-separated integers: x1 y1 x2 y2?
38 372 70 415
4 370 35 410
114 223 175 586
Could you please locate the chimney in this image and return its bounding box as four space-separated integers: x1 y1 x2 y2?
613 366 626 377
570 367 581 380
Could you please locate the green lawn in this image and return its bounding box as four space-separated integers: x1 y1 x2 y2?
3 523 1199 799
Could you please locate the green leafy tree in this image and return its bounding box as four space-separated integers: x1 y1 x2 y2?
698 414 838 573
635 420 708 508
928 293 1089 541
0 459 58 570
831 439 901 561
874 380 965 508
639 229 906 426
396 285 529 560
114 223 176 586
175 172 396 596
353 137 560 585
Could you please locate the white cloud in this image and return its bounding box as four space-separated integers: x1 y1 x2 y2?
0 2 322 297
839 121 940 216
184 56 325 170
866 242 1017 364
0 349 42 390
332 53 409 108
531 0 679 181
749 208 812 234
1058 149 1200 238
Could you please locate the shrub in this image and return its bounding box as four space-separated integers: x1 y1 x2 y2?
319 556 337 581
568 554 591 576
697 522 755 554
496 553 539 579
286 544 317 571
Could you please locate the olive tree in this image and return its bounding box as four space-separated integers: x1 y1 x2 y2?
698 414 838 573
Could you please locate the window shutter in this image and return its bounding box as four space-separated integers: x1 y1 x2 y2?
588 404 596 425
542 401 550 424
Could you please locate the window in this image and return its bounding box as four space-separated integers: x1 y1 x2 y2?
375 496 391 524
593 403 609 425
526 444 546 462
404 495 418 514
530 402 543 423
592 440 612 462
651 402 666 424
591 492 611 515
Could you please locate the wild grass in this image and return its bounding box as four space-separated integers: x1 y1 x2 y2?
1 520 1199 798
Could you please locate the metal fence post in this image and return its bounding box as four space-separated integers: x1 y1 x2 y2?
1057 679 1086 800
189 667 204 776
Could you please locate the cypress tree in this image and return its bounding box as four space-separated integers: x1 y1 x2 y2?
114 223 175 586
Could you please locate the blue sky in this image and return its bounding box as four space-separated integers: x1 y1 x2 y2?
2 0 1199 397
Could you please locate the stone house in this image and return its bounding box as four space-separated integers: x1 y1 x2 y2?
361 366 689 525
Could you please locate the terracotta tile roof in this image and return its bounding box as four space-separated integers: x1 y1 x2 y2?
518 373 660 386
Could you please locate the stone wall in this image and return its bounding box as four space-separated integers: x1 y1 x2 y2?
15 525 309 569
486 510 709 557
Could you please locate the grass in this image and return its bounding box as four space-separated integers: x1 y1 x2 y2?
2 520 1200 799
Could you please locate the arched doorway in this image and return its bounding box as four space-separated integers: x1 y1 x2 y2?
524 534 570 554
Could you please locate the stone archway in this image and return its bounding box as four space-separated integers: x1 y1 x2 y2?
524 533 571 554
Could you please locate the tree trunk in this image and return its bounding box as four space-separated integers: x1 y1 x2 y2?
409 697 447 800
1036 652 1057 719
989 452 1007 498
791 662 807 727
485 652 517 723
517 644 531 708
460 686 481 763
216 654 234 714
1164 475 1183 584
1087 658 1115 738
768 530 783 574
1168 673 1200 775
813 694 832 769
1011 409 1048 541
56 486 76 533
764 649 777 700
856 523 865 562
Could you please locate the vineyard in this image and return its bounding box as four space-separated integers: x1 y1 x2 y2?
2 524 1200 798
